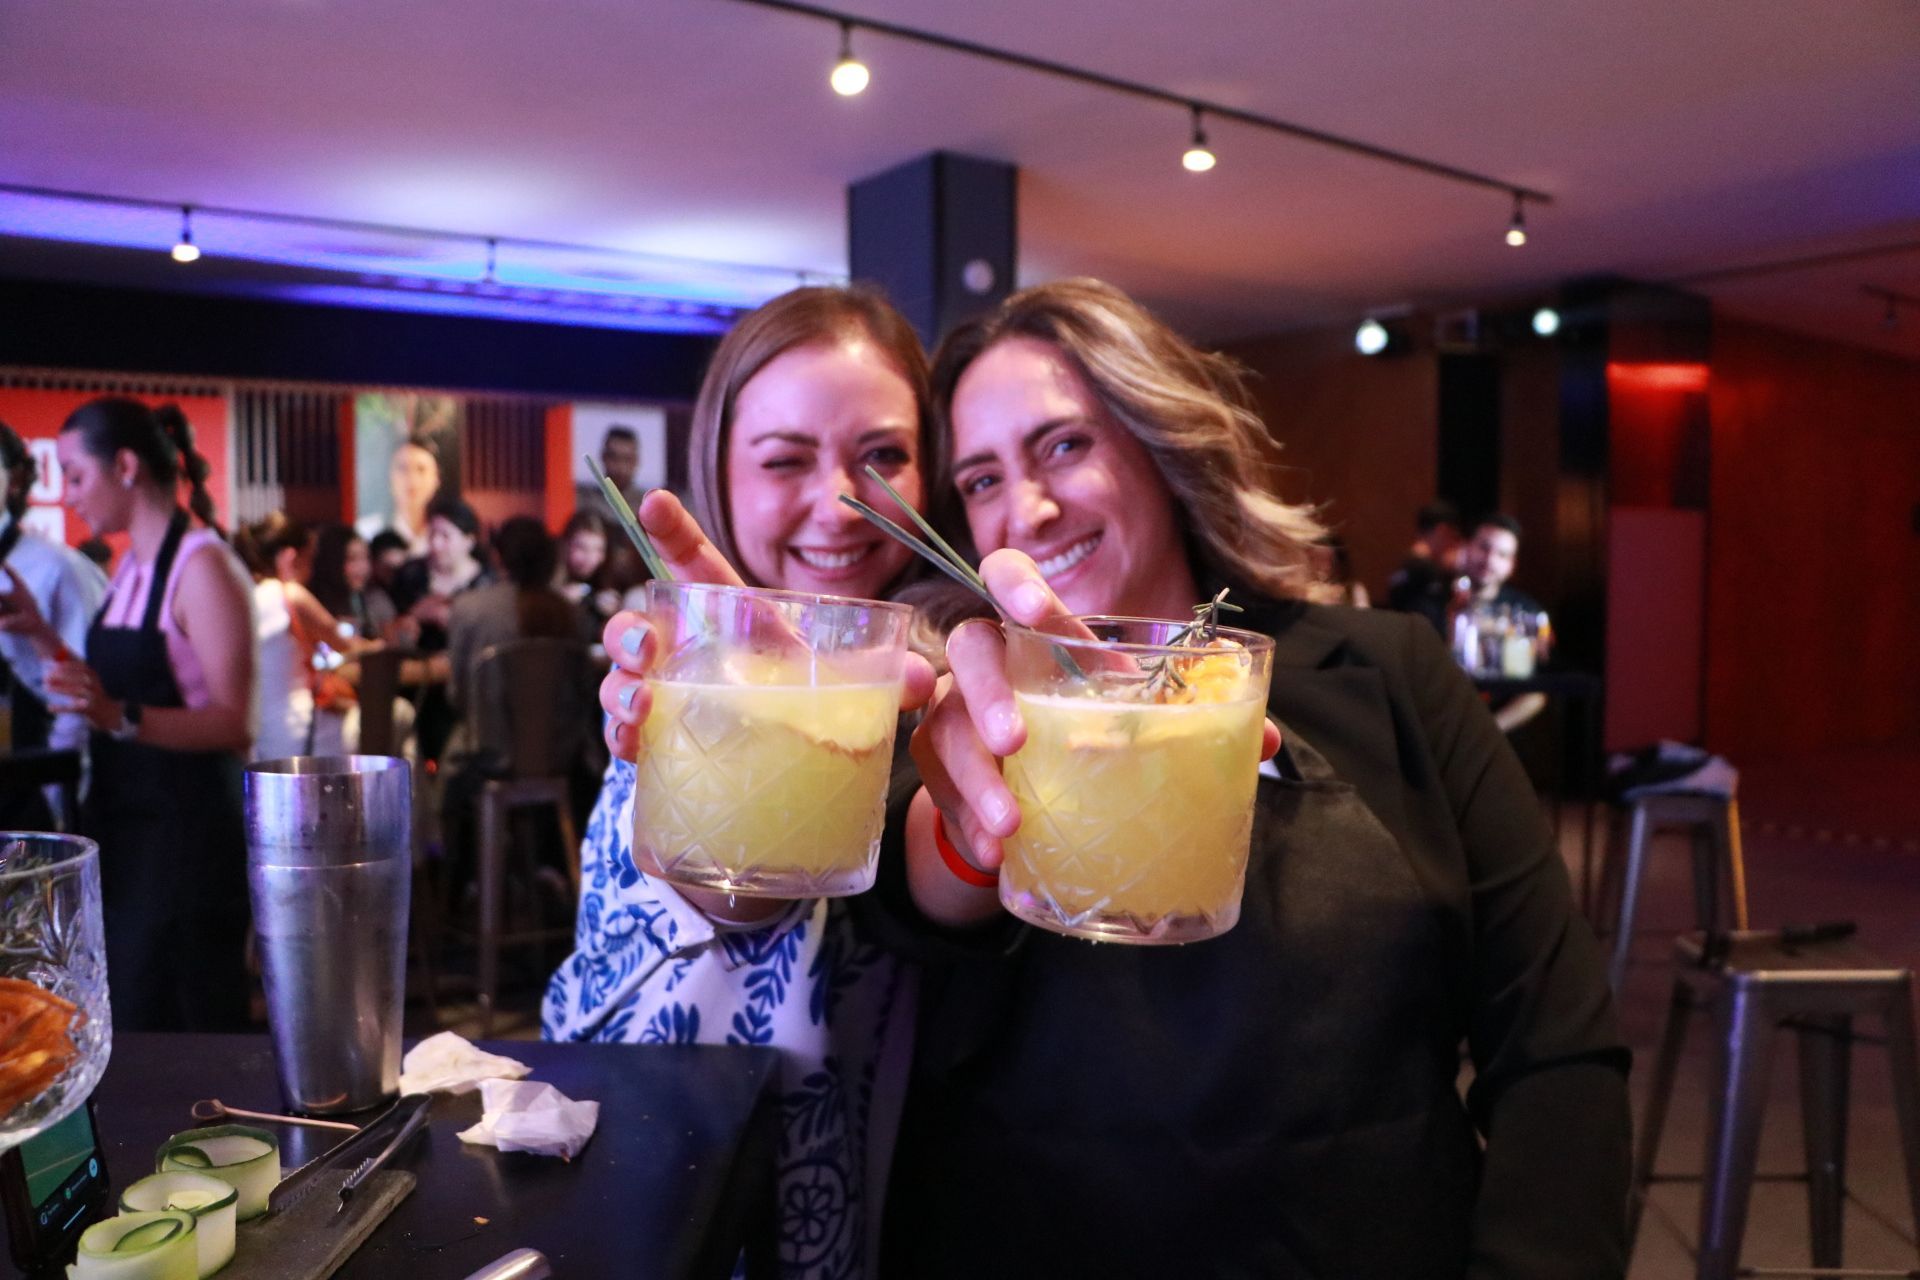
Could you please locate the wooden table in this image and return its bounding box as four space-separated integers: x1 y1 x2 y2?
83 1035 781 1280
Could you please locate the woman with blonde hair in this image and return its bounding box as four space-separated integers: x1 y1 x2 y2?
862 278 1628 1277
550 284 940 1279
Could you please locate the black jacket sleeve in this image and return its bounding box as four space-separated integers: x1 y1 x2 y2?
1401 616 1633 1279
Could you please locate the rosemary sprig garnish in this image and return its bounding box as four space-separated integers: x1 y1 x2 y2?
839 467 1085 678
1142 588 1244 698
587 455 673 582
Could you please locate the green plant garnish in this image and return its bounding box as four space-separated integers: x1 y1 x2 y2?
587 456 673 582
839 468 1085 677
1142 588 1245 699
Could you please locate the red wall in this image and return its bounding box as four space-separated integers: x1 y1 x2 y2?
1706 319 1920 755
0 387 232 561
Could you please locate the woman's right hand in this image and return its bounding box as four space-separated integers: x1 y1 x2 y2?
899 550 1081 926
598 492 746 760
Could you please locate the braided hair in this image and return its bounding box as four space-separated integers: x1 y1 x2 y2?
60 398 225 539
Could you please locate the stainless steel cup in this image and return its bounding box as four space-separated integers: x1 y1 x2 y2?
245 755 411 1115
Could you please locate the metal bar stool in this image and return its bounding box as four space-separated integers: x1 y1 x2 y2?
1629 930 1920 1280
1598 790 1752 993
469 638 593 1035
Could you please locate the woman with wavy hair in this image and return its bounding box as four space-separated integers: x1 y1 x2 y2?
1 398 256 1031
868 279 1629 1277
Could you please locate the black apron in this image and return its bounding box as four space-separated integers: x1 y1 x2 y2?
82 510 250 1032
888 724 1479 1278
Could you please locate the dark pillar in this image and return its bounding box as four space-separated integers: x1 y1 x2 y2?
848 151 1017 348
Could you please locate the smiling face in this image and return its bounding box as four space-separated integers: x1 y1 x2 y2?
948 336 1196 619
56 431 137 537
723 338 924 598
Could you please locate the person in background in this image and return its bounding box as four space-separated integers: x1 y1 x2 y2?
1 398 256 1031
355 435 443 557
235 512 375 760
1303 532 1370 608
0 418 109 827
438 516 593 882
554 509 615 634
367 528 410 602
389 495 491 763
572 425 645 525
557 284 946 1280
308 522 396 644
446 516 583 713
1455 513 1549 733
862 280 1625 1276
1385 498 1463 613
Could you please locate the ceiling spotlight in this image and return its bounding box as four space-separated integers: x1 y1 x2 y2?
1181 106 1216 173
1355 318 1390 356
1505 193 1527 248
830 22 869 96
1531 306 1560 337
171 205 200 263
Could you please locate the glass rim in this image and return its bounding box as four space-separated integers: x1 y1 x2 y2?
0 831 100 883
244 753 411 777
1005 613 1275 658
645 578 913 616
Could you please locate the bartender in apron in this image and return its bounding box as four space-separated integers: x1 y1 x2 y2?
9 398 256 1032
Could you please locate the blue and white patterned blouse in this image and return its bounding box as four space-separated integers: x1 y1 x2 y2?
544 757 915 1280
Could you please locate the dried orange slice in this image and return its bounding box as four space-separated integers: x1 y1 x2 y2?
0 977 80 1117
1163 642 1252 705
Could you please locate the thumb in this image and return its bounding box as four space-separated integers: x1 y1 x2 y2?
978 548 1073 629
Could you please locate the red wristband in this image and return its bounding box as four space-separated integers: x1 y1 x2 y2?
933 809 999 889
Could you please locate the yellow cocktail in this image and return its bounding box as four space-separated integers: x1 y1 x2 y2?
999 617 1274 943
631 583 911 898
637 677 900 895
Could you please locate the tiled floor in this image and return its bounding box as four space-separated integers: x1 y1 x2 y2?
1593 750 1920 1279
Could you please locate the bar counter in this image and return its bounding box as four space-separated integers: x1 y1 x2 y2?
88 1034 780 1279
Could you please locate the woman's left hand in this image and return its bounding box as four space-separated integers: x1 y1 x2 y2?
44 657 124 732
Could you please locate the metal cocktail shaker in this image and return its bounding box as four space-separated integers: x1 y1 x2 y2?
245 755 411 1115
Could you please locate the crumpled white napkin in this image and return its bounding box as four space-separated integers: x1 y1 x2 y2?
398 1031 532 1095
456 1078 600 1159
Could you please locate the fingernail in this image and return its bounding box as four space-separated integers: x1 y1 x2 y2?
1011 582 1049 617
621 626 645 656
619 685 638 711
987 703 1021 746
981 791 1015 832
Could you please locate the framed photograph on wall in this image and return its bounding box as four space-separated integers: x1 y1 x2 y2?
570 402 668 517
352 393 462 555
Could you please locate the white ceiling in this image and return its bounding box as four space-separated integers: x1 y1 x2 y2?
2 0 1918 353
